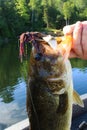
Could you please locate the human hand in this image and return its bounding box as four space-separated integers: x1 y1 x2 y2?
63 21 87 60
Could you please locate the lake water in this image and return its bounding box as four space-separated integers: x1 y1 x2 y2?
0 42 87 130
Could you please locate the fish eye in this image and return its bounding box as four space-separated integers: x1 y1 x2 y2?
34 53 43 61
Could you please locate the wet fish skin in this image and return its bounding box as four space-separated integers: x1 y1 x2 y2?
27 48 73 130
19 32 83 130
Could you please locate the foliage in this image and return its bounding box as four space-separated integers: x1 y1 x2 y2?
63 1 74 25
0 0 87 39
70 58 87 70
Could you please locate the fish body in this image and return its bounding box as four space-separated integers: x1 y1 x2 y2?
19 32 83 130
26 34 74 130
27 57 73 130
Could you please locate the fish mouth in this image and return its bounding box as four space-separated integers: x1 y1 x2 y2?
19 32 72 62
32 39 63 62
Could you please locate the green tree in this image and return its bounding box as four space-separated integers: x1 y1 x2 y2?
1 0 87 39
63 1 74 25
42 0 49 28
0 0 14 37
15 0 30 18
73 0 87 9
42 0 59 28
14 0 31 32
72 0 87 21
29 0 43 30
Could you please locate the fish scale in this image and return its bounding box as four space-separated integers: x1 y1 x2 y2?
19 32 84 130
27 54 73 130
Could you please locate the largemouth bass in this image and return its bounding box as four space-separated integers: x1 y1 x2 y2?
19 32 84 130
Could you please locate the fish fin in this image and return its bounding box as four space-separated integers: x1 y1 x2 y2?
57 93 68 114
73 90 84 107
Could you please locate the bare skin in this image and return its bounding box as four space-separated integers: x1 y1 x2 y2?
63 21 87 60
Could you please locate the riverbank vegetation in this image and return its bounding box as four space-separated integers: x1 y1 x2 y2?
0 0 87 39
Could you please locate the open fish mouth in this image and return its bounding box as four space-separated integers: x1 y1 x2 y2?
19 32 73 62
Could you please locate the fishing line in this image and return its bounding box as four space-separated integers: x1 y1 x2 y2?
28 83 40 130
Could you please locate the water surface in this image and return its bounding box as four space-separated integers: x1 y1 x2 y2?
0 42 87 130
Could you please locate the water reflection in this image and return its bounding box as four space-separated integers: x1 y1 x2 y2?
0 43 87 129
0 42 28 129
0 43 19 102
70 58 87 70
0 43 29 103
70 59 87 95
72 68 87 95
0 79 27 129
